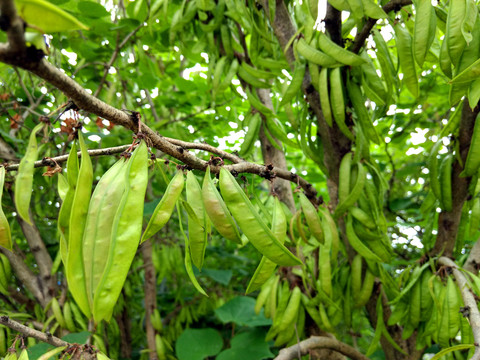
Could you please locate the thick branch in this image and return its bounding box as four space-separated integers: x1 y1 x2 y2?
0 0 26 53
324 3 342 45
256 88 296 212
0 315 68 347
438 257 480 360
432 102 479 256
275 336 370 360
351 0 413 54
263 0 350 204
0 9 318 197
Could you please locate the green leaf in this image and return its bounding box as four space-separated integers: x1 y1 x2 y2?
27 332 90 359
202 268 233 285
175 328 223 360
215 296 272 327
77 1 109 18
61 331 91 344
216 328 274 360
15 0 89 33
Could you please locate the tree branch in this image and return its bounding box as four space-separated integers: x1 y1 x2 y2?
14 68 34 105
324 3 342 45
93 21 145 97
432 102 479 256
0 3 318 198
0 247 45 306
0 315 68 347
256 88 296 212
162 138 243 164
275 336 370 360
438 256 480 360
4 145 131 171
464 239 480 274
263 0 350 205
0 0 26 53
351 0 413 54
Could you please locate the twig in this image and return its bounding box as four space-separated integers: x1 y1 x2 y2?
438 256 480 360
144 89 160 123
4 145 131 171
94 22 145 97
351 0 413 54
14 68 34 105
275 336 370 360
160 97 236 127
0 315 69 347
163 138 243 164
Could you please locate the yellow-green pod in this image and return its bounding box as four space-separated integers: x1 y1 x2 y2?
66 132 92 318
14 122 44 225
141 171 184 243
246 197 286 293
186 171 208 270
277 286 302 333
202 166 242 244
93 141 149 323
83 159 127 308
0 167 12 251
219 168 301 266
298 192 323 244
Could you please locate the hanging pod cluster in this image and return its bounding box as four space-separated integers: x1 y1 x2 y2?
385 264 480 352
141 166 302 296
336 152 393 264
58 135 148 323
292 30 386 164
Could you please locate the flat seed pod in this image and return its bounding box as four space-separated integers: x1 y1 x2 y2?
83 159 127 308
186 171 208 270
219 168 301 266
298 192 323 244
141 171 184 243
0 167 12 251
66 132 92 318
202 166 242 244
14 122 44 225
246 197 287 293
93 141 149 323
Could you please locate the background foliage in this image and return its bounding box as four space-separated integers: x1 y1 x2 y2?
1 0 480 359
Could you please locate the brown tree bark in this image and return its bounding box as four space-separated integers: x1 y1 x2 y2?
432 102 479 257
141 239 158 360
